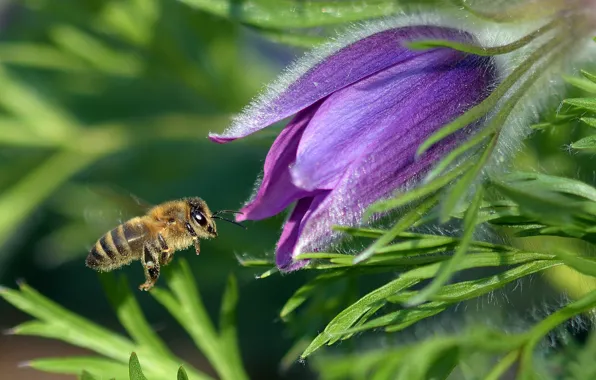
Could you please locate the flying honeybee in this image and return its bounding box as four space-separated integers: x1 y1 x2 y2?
85 197 243 291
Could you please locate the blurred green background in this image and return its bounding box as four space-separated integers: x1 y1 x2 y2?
0 0 316 378
1 0 596 379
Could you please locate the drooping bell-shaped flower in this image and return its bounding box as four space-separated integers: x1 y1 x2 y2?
210 25 497 270
210 4 595 270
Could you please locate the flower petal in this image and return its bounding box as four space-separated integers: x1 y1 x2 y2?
276 192 330 270
209 26 478 143
237 104 320 221
290 48 492 190
291 133 463 261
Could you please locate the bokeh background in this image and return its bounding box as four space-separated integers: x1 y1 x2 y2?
0 0 314 378
1 0 596 379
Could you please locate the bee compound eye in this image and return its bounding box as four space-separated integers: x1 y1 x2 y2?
193 211 208 226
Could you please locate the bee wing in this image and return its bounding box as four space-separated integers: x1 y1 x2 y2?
83 184 154 230
91 184 153 211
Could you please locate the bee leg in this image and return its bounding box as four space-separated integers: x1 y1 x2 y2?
139 245 160 291
185 222 200 255
158 233 173 266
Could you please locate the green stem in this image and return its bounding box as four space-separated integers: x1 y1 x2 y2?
484 350 519 380
354 195 438 264
407 187 484 305
408 19 559 56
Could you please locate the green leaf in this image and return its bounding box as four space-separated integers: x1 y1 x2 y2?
27 357 126 378
50 25 141 76
564 97 596 112
178 366 190 380
439 141 492 222
364 161 471 218
330 253 451 268
177 0 411 29
490 174 596 229
0 66 77 138
151 260 248 380
406 187 484 306
129 352 148 380
499 172 596 202
312 347 410 380
301 276 420 358
580 117 596 128
0 43 90 72
0 150 103 253
563 75 596 93
354 195 438 263
396 328 525 380
236 257 274 267
423 132 490 182
571 135 596 150
281 270 347 319
581 69 596 83
255 267 279 279
0 278 212 380
423 345 459 380
100 273 172 357
302 250 549 357
80 371 98 380
355 304 448 335
219 274 244 375
333 226 385 238
396 338 460 380
550 250 596 277
1 283 135 362
341 259 556 336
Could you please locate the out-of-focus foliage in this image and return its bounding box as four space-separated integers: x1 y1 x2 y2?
0 0 274 272
0 259 247 380
533 70 596 151
2 0 596 379
0 0 324 378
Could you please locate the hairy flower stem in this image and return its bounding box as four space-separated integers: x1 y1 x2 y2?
485 350 521 380
408 18 561 56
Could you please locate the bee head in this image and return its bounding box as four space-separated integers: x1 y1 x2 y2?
187 197 217 238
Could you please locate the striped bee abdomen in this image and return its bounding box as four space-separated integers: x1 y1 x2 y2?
86 218 149 270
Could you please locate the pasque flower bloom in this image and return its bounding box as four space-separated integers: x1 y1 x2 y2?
211 25 497 270
210 4 595 271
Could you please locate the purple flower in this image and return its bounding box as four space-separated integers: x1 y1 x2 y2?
210 25 497 271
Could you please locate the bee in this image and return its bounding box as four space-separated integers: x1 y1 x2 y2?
85 197 243 291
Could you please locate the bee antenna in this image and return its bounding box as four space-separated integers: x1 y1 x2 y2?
212 216 247 230
213 210 244 216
